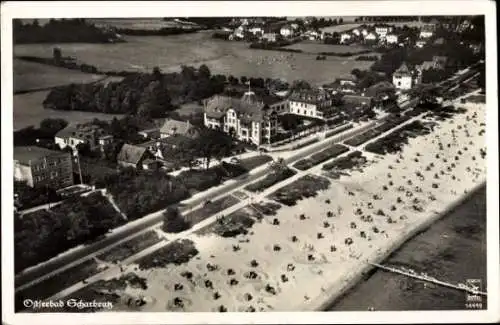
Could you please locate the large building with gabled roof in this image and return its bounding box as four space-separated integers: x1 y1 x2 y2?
392 62 422 90
203 91 285 146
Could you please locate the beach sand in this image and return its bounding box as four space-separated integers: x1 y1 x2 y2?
329 185 487 311
98 99 486 312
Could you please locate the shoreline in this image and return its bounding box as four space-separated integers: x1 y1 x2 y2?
309 180 487 311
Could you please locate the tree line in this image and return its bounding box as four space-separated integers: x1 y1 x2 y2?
42 65 226 119
13 18 121 44
15 192 124 272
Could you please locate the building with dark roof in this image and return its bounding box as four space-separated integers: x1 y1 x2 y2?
137 134 192 162
160 119 199 139
117 144 149 169
14 146 74 189
204 91 284 145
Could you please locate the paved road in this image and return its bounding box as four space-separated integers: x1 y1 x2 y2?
48 107 431 302
15 121 378 289
15 63 479 290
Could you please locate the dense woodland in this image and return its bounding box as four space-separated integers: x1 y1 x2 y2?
43 65 225 118
14 192 124 272
13 19 121 44
370 38 481 78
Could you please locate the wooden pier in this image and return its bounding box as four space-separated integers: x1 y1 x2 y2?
368 262 487 297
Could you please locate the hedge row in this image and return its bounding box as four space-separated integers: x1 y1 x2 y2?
245 168 297 193
293 144 349 170
322 151 364 171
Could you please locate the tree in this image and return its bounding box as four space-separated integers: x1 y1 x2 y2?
228 75 239 85
269 157 288 174
198 64 211 80
39 118 68 137
162 207 190 233
180 65 197 81
290 79 311 91
351 68 363 79
152 66 162 80
137 81 173 118
53 47 62 64
195 128 234 169
407 84 442 107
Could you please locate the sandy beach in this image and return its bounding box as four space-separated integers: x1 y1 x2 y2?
330 184 487 311
82 97 486 312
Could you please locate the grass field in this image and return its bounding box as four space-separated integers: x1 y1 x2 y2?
13 59 105 93
183 195 241 226
87 18 193 30
97 230 163 263
13 90 124 130
282 42 370 54
14 31 375 86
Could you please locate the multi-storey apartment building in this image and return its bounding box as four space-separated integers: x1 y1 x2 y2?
203 91 284 146
14 146 74 189
288 88 335 120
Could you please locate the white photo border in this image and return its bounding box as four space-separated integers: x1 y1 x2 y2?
1 1 498 324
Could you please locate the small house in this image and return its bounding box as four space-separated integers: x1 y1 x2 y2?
415 39 427 48
249 25 264 36
419 24 435 38
138 128 161 140
280 25 294 38
117 144 148 169
386 34 399 44
55 124 112 151
340 32 352 44
337 76 357 87
142 159 161 170
262 32 278 43
365 32 377 42
160 119 199 139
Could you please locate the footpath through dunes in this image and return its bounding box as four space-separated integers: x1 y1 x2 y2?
46 96 486 312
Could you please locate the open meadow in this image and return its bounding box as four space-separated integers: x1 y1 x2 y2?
54 94 486 312
13 59 105 93
13 91 124 130
281 42 371 54
13 31 375 86
87 18 194 30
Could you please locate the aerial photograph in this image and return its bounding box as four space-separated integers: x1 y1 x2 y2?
10 14 488 313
